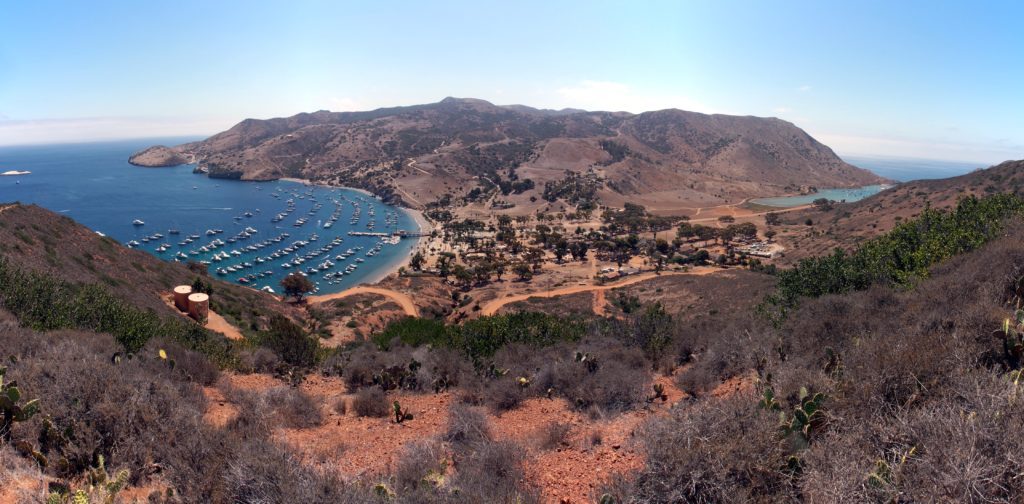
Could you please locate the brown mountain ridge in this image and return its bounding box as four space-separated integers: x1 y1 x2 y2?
130 97 886 211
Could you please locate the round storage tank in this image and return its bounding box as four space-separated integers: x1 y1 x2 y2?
173 285 193 312
187 293 209 322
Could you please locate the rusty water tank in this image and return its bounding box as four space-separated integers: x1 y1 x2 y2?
173 285 193 312
187 293 209 322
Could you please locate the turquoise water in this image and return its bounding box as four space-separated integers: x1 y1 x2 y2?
0 138 420 294
751 184 890 208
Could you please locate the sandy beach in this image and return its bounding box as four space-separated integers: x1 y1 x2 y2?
358 207 433 285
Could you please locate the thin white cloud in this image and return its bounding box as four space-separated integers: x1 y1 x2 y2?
552 80 716 114
816 131 1023 165
0 116 233 147
327 97 363 111
798 85 812 92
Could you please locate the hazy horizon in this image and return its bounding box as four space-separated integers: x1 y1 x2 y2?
3 1 1023 165
0 134 994 181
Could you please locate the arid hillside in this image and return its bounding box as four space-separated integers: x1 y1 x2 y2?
3 191 1024 502
773 159 1024 263
130 98 886 211
0 203 297 333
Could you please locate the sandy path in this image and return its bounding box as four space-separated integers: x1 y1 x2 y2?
309 286 419 317
685 202 814 223
480 267 721 316
206 310 244 340
592 289 608 317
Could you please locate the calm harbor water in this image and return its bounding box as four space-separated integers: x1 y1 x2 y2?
0 138 420 294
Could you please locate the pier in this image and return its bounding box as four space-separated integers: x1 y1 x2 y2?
346 230 429 239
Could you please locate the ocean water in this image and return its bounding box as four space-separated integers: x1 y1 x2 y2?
0 138 421 295
843 155 985 182
750 156 989 208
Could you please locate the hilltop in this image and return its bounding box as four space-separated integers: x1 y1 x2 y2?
130 98 886 211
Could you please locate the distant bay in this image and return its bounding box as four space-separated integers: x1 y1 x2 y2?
0 138 422 295
750 184 890 208
751 155 990 208
843 155 985 182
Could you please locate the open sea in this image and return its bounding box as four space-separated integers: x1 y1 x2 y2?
0 138 421 295
842 155 985 182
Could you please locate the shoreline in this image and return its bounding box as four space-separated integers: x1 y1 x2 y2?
748 183 895 208
278 176 433 287
357 208 433 285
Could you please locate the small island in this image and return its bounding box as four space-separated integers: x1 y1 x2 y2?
128 145 189 167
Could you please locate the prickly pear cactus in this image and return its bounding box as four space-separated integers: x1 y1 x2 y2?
0 365 41 443
996 309 1024 368
393 401 413 423
780 387 826 448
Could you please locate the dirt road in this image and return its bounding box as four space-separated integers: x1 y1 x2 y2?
309 286 419 317
207 310 244 340
480 267 721 316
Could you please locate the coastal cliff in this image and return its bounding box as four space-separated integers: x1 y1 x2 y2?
128 145 190 167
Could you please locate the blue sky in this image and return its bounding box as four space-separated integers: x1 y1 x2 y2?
1 0 1022 163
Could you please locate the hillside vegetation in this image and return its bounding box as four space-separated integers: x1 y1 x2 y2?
130 98 885 210
0 203 299 334
776 159 1024 263
3 190 1024 502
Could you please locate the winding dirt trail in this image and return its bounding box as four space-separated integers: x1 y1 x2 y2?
685 202 814 223
480 267 721 316
309 286 419 317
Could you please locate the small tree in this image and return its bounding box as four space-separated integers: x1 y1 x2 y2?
409 252 425 271
765 212 782 226
514 263 533 281
262 314 318 367
812 198 835 211
281 273 314 303
554 239 569 263
453 264 474 289
191 276 214 296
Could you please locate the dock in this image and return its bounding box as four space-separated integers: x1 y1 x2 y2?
346 230 429 239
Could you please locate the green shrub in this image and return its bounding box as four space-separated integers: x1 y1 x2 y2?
761 194 1024 323
0 258 236 366
375 312 585 364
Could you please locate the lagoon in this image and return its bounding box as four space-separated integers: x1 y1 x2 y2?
750 184 890 208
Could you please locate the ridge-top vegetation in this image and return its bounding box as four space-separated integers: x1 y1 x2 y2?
761 193 1024 322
